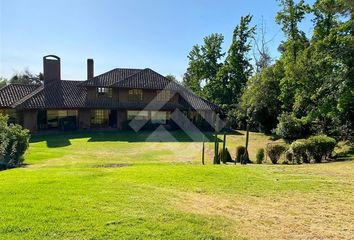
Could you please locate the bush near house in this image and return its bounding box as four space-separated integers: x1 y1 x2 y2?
0 114 30 169
266 144 287 164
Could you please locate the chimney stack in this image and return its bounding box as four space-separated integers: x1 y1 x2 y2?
43 55 61 86
87 58 94 80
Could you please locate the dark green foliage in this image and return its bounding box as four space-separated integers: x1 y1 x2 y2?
284 150 294 164
211 14 256 105
218 148 233 164
241 62 284 133
235 146 246 163
266 144 287 164
256 148 264 164
9 69 43 85
290 139 310 163
183 33 225 97
275 113 308 141
307 135 336 163
0 114 30 169
235 145 250 164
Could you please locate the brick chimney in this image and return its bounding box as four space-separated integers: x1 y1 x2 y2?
43 55 61 86
87 58 94 80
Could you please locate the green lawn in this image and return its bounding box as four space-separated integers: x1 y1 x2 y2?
0 130 353 239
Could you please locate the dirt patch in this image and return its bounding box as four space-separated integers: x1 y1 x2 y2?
92 163 132 168
174 192 354 240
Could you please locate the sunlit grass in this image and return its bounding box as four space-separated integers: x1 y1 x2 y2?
0 130 352 239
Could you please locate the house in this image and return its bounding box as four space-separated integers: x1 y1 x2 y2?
0 55 221 132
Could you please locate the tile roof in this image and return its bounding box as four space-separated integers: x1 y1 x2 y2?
111 68 181 90
81 68 142 87
0 84 41 107
1 68 221 111
13 81 87 109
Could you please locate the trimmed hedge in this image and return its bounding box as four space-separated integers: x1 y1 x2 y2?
307 135 336 163
256 148 264 164
289 135 336 164
235 146 250 163
266 144 287 164
218 148 233 164
290 139 310 163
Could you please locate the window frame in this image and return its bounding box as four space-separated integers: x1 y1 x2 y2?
156 90 172 102
96 87 112 98
128 89 143 102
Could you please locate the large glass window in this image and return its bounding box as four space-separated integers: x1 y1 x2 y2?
91 109 109 127
151 111 170 124
156 90 171 102
128 89 143 101
127 110 149 120
96 87 112 98
47 110 78 129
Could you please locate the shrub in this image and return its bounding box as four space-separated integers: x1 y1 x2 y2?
290 139 310 163
266 144 287 164
275 113 307 142
284 150 293 164
235 146 250 163
235 146 245 163
218 148 233 164
0 114 30 169
256 148 264 164
307 135 336 163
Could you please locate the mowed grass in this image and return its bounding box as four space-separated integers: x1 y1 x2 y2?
0 130 353 240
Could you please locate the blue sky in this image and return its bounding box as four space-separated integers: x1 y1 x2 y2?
0 0 315 81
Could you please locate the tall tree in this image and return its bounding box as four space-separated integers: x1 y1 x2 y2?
210 15 256 106
276 0 311 62
253 17 273 72
292 0 354 136
183 34 224 96
241 61 284 133
276 0 311 111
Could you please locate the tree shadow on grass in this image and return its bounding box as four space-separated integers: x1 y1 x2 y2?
30 130 221 148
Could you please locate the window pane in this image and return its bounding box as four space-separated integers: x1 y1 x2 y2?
97 88 112 98
91 109 109 127
128 89 143 101
151 111 167 124
127 110 148 120
156 90 171 102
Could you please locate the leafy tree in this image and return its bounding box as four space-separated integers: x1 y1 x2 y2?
9 69 43 85
241 61 284 133
276 0 311 62
211 15 256 105
165 74 178 82
183 34 225 96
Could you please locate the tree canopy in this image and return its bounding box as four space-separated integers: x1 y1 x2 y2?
183 0 353 139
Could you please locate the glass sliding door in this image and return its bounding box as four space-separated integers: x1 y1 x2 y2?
90 109 109 128
46 110 78 130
